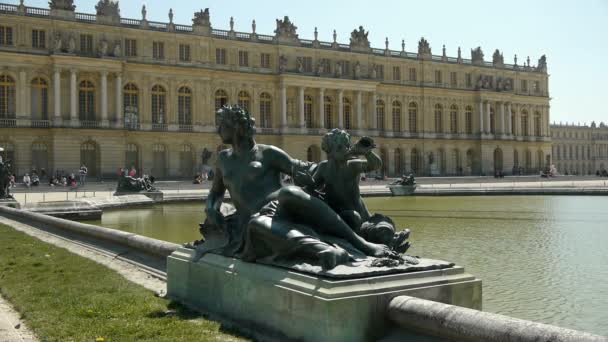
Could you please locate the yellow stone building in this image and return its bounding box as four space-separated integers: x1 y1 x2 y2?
551 122 608 175
0 1 551 179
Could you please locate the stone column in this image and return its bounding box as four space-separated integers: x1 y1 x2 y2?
337 89 344 128
478 101 484 134
100 71 109 127
18 70 27 119
318 88 325 129
280 84 287 129
499 101 505 136
356 91 362 131
298 87 305 128
70 69 78 125
507 102 512 135
528 111 533 136
485 101 491 134
371 92 377 130
53 68 61 125
115 73 123 128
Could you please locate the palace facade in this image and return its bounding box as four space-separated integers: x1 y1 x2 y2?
551 123 608 175
0 1 551 179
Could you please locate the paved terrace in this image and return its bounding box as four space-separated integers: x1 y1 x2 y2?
8 176 608 207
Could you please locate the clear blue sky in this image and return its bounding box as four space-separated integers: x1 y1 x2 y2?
9 0 608 125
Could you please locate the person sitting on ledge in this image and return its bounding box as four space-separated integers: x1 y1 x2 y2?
205 106 396 269
300 129 410 253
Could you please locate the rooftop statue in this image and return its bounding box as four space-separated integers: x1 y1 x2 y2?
192 8 210 26
49 0 75 11
192 106 425 275
492 49 504 66
471 46 484 64
417 37 431 59
274 16 298 41
95 0 120 17
349 26 370 50
538 54 547 72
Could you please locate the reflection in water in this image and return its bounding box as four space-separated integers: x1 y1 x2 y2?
91 196 608 335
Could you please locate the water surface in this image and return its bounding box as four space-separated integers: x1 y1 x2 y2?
91 196 608 335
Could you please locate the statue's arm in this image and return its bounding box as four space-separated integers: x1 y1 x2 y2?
205 159 226 224
268 146 308 175
351 150 382 174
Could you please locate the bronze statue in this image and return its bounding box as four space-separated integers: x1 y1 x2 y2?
0 158 13 199
116 169 156 192
204 106 397 270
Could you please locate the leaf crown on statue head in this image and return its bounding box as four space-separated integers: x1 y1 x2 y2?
215 105 256 138
322 128 352 153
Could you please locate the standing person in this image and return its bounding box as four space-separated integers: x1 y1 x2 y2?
23 173 31 188
79 165 88 186
129 166 137 177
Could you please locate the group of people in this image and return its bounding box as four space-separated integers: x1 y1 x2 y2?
193 170 214 184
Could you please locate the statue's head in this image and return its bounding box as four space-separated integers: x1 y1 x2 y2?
322 128 351 161
216 105 256 144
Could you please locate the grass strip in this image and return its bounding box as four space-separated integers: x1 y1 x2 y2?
0 224 247 342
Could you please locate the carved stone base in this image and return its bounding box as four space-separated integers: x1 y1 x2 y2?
167 248 481 342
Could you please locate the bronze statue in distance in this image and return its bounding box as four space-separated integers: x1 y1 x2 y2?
116 169 157 193
0 158 13 199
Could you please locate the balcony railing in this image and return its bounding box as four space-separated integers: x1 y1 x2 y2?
31 120 50 128
80 120 99 129
178 124 193 132
0 118 16 127
151 123 168 131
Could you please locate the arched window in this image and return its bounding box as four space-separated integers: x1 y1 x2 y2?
434 104 443 133
179 144 193 177
215 89 228 111
376 100 385 131
450 105 458 134
304 95 313 128
494 148 503 173
534 111 541 136
31 77 48 120
408 102 417 133
31 142 48 175
123 83 139 129
125 143 139 173
80 141 97 178
465 106 473 134
392 101 401 132
394 148 403 175
525 149 532 172
343 98 352 129
0 75 16 119
151 85 166 125
411 148 420 175
259 92 272 129
513 149 519 168
537 150 544 170
453 149 462 175
521 110 529 136
489 107 496 134
237 91 250 112
178 86 192 125
324 96 333 129
152 143 167 177
78 80 95 121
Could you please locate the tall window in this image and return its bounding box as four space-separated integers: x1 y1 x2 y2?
151 85 166 124
465 73 472 88
259 92 272 128
238 51 249 67
521 79 528 92
178 87 192 125
450 105 458 133
465 106 473 134
490 107 496 134
434 70 442 85
153 42 165 60
375 65 384 79
534 112 541 136
394 148 403 175
343 98 352 129
237 91 251 112
32 29 46 49
392 101 401 132
31 142 48 174
152 143 167 177
78 80 95 121
125 143 139 172
0 26 13 46
411 148 420 175
123 83 139 128
304 95 313 128
511 110 516 135
80 142 97 177
324 96 333 129
513 149 519 168
214 89 228 111
179 144 194 177
80 34 93 54
408 102 417 133
299 56 313 73
450 72 457 87
260 53 271 68
408 68 417 81
0 75 16 119
434 104 443 133
125 39 137 57
215 48 226 65
392 66 401 81
179 44 191 62
533 81 540 93
521 110 529 136
31 78 48 120
376 100 385 131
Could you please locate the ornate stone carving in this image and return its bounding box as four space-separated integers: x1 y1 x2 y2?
49 0 75 11
274 16 299 43
349 26 370 51
417 37 431 60
67 34 76 54
335 62 342 78
457 47 463 63
471 47 484 65
441 45 447 62
370 65 377 79
537 55 547 72
99 37 109 57
296 58 304 73
492 49 504 67
279 55 288 73
52 32 63 53
95 0 119 17
353 61 361 80
113 41 121 57
476 75 494 90
192 8 211 35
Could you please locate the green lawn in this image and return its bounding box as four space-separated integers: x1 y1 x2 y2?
0 224 247 342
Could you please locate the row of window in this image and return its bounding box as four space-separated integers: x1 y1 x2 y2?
554 144 608 160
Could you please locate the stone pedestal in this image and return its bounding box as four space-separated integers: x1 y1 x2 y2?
114 191 163 202
167 248 481 342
